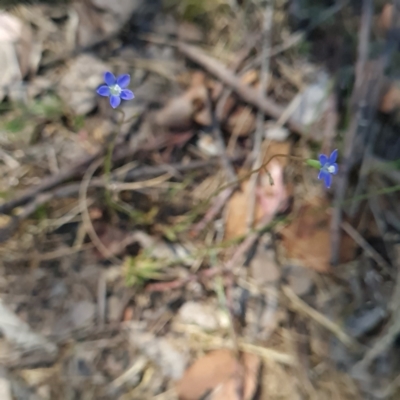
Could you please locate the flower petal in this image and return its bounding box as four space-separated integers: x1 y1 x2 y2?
104 71 116 86
120 89 134 100
319 154 328 166
331 163 338 175
97 85 110 96
329 149 338 163
323 172 332 189
117 74 130 88
318 170 327 181
109 95 121 108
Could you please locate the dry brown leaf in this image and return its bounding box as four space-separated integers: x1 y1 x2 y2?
155 92 195 130
209 352 260 400
224 160 288 240
155 72 211 129
241 352 261 400
378 4 393 34
379 81 400 113
209 369 242 400
224 141 291 240
279 197 356 273
225 106 256 137
176 350 260 400
176 349 238 400
261 140 292 167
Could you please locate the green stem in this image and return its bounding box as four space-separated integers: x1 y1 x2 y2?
338 184 400 207
104 109 125 209
217 153 305 195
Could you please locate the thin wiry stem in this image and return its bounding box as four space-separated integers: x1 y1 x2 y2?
104 109 125 209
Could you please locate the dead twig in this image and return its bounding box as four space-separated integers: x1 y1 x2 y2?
0 134 167 216
282 285 359 349
79 159 122 265
247 0 274 231
351 246 400 378
341 221 392 272
178 42 305 135
190 187 235 237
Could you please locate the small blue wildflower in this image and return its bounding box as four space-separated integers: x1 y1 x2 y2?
97 72 134 109
318 149 338 189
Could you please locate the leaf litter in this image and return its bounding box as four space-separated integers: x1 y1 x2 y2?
1 1 400 399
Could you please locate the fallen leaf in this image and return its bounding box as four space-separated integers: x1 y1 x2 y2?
379 80 400 114
176 349 260 400
176 349 237 400
155 72 211 130
378 4 393 35
225 106 256 137
224 141 291 240
279 197 357 273
208 352 261 400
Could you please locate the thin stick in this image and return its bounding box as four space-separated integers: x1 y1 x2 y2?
247 0 274 230
178 42 305 135
341 221 391 272
282 285 359 349
79 159 122 265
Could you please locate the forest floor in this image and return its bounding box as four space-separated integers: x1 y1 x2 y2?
1 0 400 399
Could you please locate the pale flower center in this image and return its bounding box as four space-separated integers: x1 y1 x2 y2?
109 84 122 96
327 165 335 173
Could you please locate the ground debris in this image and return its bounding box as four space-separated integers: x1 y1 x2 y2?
1 0 400 399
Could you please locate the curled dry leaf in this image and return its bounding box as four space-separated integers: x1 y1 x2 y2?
220 70 259 137
224 141 291 240
155 95 195 130
155 72 211 130
225 106 256 137
176 349 260 400
279 197 357 273
379 80 400 114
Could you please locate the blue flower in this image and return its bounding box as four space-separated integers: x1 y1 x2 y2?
318 149 338 189
97 72 134 108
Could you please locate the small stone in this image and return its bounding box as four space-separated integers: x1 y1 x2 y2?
286 265 314 296
197 133 219 156
0 375 11 400
265 125 290 141
178 301 219 331
130 329 187 380
250 236 281 285
70 301 96 329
